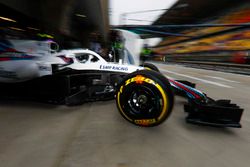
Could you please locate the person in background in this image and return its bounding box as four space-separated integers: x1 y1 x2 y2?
89 32 102 55
109 30 125 62
140 43 153 63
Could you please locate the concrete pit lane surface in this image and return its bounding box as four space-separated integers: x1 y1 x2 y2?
0 63 250 167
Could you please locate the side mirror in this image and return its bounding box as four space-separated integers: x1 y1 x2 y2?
50 42 59 53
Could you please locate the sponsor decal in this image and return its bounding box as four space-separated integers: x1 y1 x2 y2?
125 75 156 86
100 65 128 71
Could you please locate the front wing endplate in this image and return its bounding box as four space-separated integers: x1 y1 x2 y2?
184 99 244 128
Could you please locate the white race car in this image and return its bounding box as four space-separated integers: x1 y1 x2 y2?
0 39 243 127
0 40 142 83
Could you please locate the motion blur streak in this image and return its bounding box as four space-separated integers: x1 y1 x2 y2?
160 69 233 88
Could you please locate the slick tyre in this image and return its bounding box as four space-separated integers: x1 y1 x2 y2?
116 70 174 127
141 63 160 72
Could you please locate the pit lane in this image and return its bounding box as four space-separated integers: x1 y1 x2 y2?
0 63 250 167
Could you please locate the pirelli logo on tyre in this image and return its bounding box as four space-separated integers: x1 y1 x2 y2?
134 119 156 126
125 75 157 86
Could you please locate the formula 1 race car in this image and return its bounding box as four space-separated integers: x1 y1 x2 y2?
0 39 244 127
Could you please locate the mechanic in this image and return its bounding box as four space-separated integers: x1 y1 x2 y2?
140 43 153 63
109 30 125 62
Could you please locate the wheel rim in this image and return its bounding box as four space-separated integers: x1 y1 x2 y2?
122 84 163 119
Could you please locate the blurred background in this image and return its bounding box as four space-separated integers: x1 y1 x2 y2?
1 0 250 73
1 2 250 167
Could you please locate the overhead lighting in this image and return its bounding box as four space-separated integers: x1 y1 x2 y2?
0 16 16 22
75 14 86 18
9 27 25 31
27 27 40 31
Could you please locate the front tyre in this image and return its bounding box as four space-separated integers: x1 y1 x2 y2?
116 70 174 127
141 63 160 72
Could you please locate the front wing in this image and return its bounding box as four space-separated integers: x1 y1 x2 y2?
169 79 244 128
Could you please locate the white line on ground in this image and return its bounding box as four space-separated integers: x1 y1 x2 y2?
156 63 250 78
205 75 241 83
160 69 233 88
164 75 176 80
